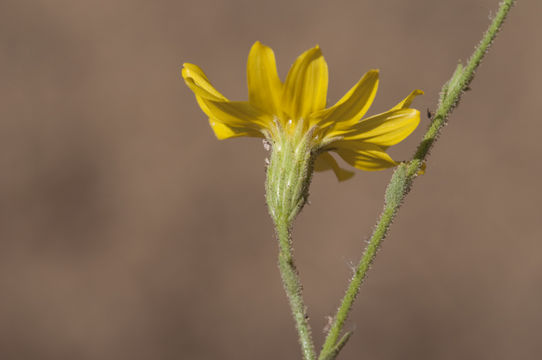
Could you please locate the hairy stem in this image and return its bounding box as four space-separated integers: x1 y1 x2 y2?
319 1 515 359
266 121 317 360
275 219 317 360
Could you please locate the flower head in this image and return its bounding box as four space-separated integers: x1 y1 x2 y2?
182 41 422 181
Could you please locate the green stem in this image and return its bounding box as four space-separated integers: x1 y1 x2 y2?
266 121 317 360
276 219 317 360
318 1 515 359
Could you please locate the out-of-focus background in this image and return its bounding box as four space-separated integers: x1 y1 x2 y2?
1 0 540 359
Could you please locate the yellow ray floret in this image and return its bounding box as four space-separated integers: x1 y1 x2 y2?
182 41 422 180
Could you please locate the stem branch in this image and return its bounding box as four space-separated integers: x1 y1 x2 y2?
319 1 515 358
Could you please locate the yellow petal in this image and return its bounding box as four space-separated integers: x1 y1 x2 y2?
333 141 399 171
313 151 355 181
311 70 379 130
340 108 420 147
182 63 226 101
282 46 328 121
196 97 272 130
182 63 271 137
392 89 424 110
247 41 282 115
209 119 264 140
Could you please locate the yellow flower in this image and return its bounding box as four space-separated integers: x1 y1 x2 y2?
182 41 422 181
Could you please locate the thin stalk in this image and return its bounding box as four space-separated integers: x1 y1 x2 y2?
266 122 317 360
318 1 515 359
276 218 317 360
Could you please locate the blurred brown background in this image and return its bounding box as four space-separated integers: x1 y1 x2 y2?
1 0 540 359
